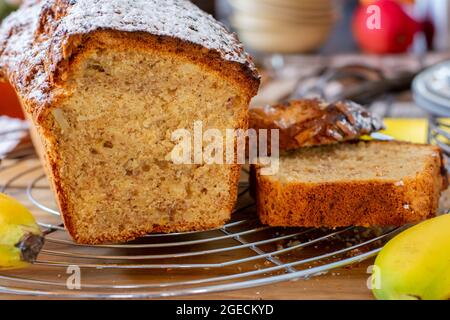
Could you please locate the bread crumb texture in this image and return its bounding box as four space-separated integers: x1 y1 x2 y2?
46 41 250 243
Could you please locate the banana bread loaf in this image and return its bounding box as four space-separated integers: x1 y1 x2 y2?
252 141 448 228
0 0 260 244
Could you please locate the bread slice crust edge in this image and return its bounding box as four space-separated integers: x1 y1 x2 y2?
253 141 448 228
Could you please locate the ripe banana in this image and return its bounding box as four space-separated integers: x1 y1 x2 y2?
372 214 450 300
0 193 44 269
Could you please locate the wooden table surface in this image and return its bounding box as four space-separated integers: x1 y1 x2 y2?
1 261 375 300
184 261 375 300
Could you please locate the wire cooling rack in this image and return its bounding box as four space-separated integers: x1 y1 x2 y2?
428 117 450 161
0 127 403 299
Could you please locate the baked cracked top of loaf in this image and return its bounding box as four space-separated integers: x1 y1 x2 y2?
0 0 259 122
250 99 385 150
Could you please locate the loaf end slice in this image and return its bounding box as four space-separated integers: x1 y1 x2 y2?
253 141 448 228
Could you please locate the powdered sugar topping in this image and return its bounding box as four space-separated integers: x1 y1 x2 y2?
0 0 257 115
61 0 252 64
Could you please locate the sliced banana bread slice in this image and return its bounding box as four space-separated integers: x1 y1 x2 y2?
252 141 448 227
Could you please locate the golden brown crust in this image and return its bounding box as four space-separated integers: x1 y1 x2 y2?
253 141 448 228
249 99 384 151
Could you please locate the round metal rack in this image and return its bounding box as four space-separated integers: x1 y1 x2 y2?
0 127 403 298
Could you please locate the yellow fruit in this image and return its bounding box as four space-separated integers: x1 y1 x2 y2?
0 193 44 269
373 214 450 300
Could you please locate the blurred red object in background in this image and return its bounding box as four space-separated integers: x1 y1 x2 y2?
0 82 24 119
352 0 420 54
